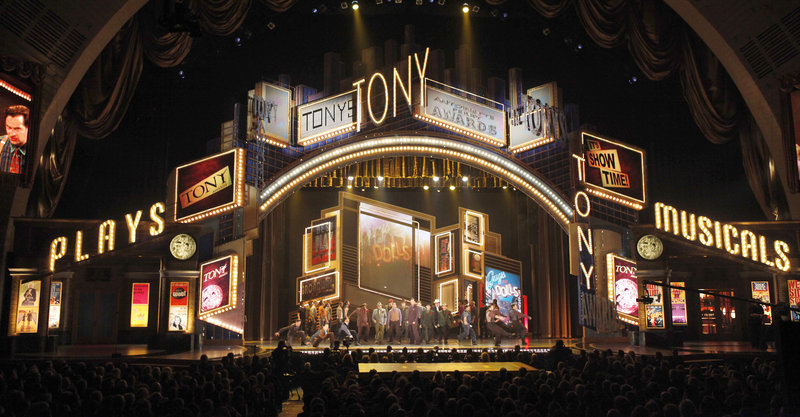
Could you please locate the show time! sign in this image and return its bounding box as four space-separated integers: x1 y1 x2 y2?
578 132 646 208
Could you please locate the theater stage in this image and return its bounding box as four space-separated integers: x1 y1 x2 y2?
359 361 536 375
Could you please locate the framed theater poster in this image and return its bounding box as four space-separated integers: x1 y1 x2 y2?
48 281 62 329
751 281 772 325
789 280 800 322
130 283 150 327
305 215 337 274
16 280 41 334
463 211 483 246
435 232 452 275
670 282 687 325
644 282 665 329
168 282 189 331
464 248 483 279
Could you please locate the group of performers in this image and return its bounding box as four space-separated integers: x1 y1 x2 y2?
275 297 530 348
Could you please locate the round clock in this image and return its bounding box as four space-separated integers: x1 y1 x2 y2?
169 234 196 260
636 234 663 260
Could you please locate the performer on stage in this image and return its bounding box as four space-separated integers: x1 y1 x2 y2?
457 303 477 345
352 302 371 344
387 300 403 344
486 301 513 346
407 298 421 345
372 301 387 345
310 323 335 348
421 303 435 344
508 303 531 345
274 318 308 347
437 302 452 345
400 299 410 343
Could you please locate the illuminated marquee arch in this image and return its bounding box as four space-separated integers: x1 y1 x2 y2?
258 135 574 228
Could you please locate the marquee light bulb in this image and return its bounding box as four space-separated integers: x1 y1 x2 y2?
432 176 440 182
352 1 359 10
462 176 468 182
462 3 469 13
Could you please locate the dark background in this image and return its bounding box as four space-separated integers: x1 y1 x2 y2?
53 2 763 222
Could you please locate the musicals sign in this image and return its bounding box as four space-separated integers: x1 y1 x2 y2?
199 255 239 319
174 148 245 223
580 132 646 206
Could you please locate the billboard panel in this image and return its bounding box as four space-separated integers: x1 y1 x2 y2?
789 280 800 322
751 281 772 325
248 81 291 146
16 280 40 334
670 282 688 325
644 282 665 329
297 90 356 145
130 283 150 327
299 271 339 303
508 82 565 152
200 255 238 318
174 148 245 223
608 254 639 324
359 211 413 298
484 266 521 317
420 84 506 147
581 132 646 204
168 282 189 331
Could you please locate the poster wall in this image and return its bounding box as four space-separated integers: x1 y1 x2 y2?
609 255 639 323
670 282 688 325
168 282 189 331
789 280 800 322
48 281 62 329
484 266 521 317
751 281 772 325
130 283 150 327
16 280 40 334
359 212 413 298
644 282 665 329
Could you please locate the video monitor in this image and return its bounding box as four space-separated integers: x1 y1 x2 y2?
1 70 38 186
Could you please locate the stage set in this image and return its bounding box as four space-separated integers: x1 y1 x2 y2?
3 30 799 359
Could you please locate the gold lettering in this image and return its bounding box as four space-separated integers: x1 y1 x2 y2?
723 224 740 255
352 78 365 132
740 229 758 261
367 72 389 125
125 210 142 243
759 236 775 267
75 230 90 261
680 211 696 241
393 57 412 117
414 48 430 104
775 240 791 271
150 203 165 236
97 220 116 254
49 237 67 272
698 216 713 246
178 167 232 209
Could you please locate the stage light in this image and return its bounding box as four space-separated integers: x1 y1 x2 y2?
347 184 353 189
234 37 242 46
373 185 378 189
437 0 445 5
461 176 468 182
542 27 550 36
312 7 319 13
348 176 354 181
577 43 583 50
462 3 469 13
352 1 359 10
490 9 498 17
449 185 456 190
341 1 348 8
423 185 429 190
377 176 384 181
267 21 276 30
432 176 440 182
502 185 508 189
472 5 479 12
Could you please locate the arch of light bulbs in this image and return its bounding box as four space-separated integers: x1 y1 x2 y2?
258 136 574 228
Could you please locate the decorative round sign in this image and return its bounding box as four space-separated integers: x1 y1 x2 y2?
169 234 197 260
636 234 663 260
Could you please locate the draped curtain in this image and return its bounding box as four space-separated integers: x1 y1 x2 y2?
28 0 789 219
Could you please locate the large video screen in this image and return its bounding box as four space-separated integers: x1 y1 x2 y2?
359 211 413 298
1 73 35 182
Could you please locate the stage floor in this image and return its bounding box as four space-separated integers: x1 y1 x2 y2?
6 339 774 361
359 361 536 375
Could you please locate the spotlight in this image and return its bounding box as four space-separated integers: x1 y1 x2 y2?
461 176 468 182
348 176 354 181
449 185 456 190
577 43 583 50
177 69 185 79
423 185 429 190
312 7 319 13
234 37 242 46
432 176 440 182
462 3 469 13
352 1 359 10
347 184 353 189
377 176 384 181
